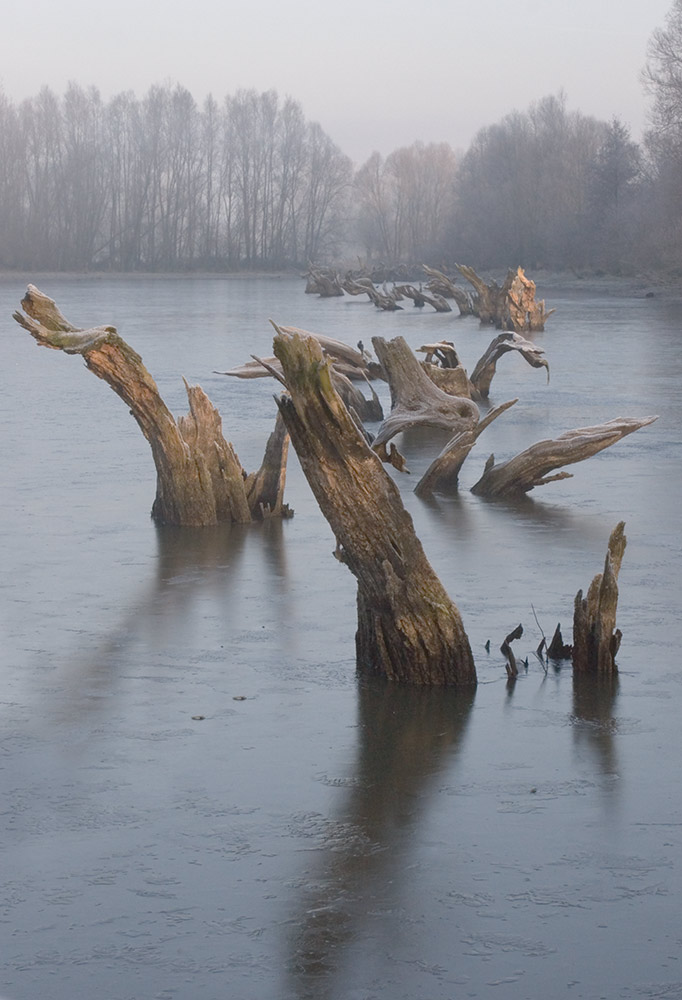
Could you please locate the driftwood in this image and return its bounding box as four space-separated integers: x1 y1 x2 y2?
573 522 626 675
394 283 427 307
218 326 384 422
456 264 554 332
305 266 344 297
414 398 518 497
471 416 658 498
422 265 474 316
417 334 548 402
218 326 377 382
13 285 290 526
547 623 573 660
272 330 477 686
468 331 549 399
501 624 524 679
370 336 480 463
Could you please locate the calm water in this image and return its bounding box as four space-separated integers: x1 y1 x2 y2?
1 273 681 1000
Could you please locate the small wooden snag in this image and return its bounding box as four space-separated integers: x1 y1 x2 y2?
272 328 477 687
573 522 627 675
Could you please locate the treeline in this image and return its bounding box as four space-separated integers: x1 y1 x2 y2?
2 1 682 275
0 84 352 270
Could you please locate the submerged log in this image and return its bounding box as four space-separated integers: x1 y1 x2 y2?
471 416 658 498
305 266 344 297
501 624 524 679
468 331 549 399
272 331 477 686
414 398 518 497
13 285 290 526
370 336 479 460
422 265 474 316
546 623 573 660
573 522 627 675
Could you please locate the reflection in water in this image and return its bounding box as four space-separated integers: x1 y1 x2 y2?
571 674 620 778
288 681 476 1000
57 520 289 718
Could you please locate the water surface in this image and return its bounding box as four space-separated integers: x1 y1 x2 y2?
1 274 681 999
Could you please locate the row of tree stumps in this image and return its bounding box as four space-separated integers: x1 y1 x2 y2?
13 286 655 687
305 262 555 334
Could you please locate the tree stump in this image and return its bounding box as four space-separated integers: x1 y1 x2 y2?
573 522 627 675
13 285 290 526
272 330 477 686
471 416 658 498
468 331 549 399
370 336 479 462
456 264 554 332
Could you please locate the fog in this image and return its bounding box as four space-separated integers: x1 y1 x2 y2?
0 0 673 162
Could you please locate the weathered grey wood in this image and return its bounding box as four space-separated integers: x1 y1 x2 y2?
422 265 474 316
370 336 479 457
272 330 477 686
471 416 658 497
13 285 289 527
414 398 518 497
217 325 375 382
573 522 627 675
468 331 549 399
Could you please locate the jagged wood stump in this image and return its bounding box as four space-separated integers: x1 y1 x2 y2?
272 331 477 686
573 522 627 675
13 285 290 526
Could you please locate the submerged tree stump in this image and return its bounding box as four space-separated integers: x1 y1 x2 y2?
272 330 477 686
456 264 554 332
370 336 479 463
471 416 658 498
13 285 290 526
573 522 627 675
468 331 549 399
414 398 518 497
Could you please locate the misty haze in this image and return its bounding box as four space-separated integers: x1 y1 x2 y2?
2 2 682 999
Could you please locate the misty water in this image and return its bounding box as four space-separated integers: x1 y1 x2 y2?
1 273 681 1000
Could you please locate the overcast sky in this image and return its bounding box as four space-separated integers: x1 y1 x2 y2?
1 0 673 164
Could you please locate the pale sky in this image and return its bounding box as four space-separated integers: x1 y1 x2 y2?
1 0 673 164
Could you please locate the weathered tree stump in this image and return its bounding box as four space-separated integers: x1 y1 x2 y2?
422 265 474 316
468 331 549 399
573 522 627 675
13 285 290 526
414 398 518 497
370 336 479 463
456 264 554 332
272 330 477 686
471 416 658 498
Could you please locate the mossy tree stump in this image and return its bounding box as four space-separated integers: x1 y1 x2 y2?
272 330 476 686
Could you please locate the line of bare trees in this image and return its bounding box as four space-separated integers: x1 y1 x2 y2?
0 83 352 271
2 1 682 275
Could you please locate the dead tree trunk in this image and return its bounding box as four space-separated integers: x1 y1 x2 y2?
471 416 658 498
468 332 549 399
456 264 554 332
370 336 479 464
573 522 627 675
414 399 518 497
272 330 477 686
422 265 474 316
13 285 290 526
